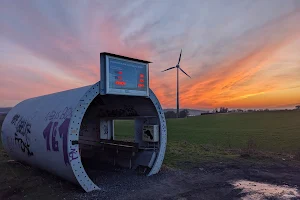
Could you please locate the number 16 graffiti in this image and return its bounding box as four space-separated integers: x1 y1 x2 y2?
43 118 71 165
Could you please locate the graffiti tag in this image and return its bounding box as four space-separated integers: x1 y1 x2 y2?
43 118 71 165
69 148 78 162
11 114 34 156
43 107 73 166
44 107 72 122
97 105 139 118
6 136 14 153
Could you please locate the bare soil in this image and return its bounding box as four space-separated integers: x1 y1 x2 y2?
1 149 300 200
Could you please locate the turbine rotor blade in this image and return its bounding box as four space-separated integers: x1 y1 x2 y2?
161 66 176 72
178 49 182 65
179 67 191 78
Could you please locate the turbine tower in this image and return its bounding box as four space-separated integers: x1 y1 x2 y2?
162 49 191 118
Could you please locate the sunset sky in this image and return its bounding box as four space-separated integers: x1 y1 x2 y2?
0 0 300 110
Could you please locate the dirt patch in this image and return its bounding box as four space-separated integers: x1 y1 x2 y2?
1 147 300 200
232 180 299 199
75 157 300 200
0 150 81 200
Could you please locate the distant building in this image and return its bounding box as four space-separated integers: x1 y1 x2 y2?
296 105 300 110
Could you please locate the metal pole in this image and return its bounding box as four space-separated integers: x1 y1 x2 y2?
177 67 179 118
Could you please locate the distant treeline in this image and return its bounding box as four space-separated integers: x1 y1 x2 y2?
213 106 300 113
0 107 12 113
164 105 300 118
164 109 189 118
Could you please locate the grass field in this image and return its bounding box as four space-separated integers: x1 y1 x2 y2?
114 110 300 167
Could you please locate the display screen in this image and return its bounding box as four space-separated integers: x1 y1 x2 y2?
104 55 149 96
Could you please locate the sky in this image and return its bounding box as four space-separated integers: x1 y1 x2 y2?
0 0 300 110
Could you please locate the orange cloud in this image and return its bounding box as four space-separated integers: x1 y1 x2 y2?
154 9 300 109
0 8 155 107
0 65 82 104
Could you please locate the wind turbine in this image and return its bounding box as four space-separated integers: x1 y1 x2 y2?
161 49 191 118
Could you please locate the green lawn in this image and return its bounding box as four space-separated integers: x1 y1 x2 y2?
114 110 300 166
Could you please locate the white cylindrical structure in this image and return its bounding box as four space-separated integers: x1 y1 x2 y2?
1 81 167 192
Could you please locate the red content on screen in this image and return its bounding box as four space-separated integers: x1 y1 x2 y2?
115 81 126 86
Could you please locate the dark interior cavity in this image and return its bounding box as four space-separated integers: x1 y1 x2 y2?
78 94 160 176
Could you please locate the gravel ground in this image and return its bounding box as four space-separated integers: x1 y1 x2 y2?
75 165 175 200
73 159 300 200
1 156 300 200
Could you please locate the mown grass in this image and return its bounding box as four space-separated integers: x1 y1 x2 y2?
114 110 300 167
